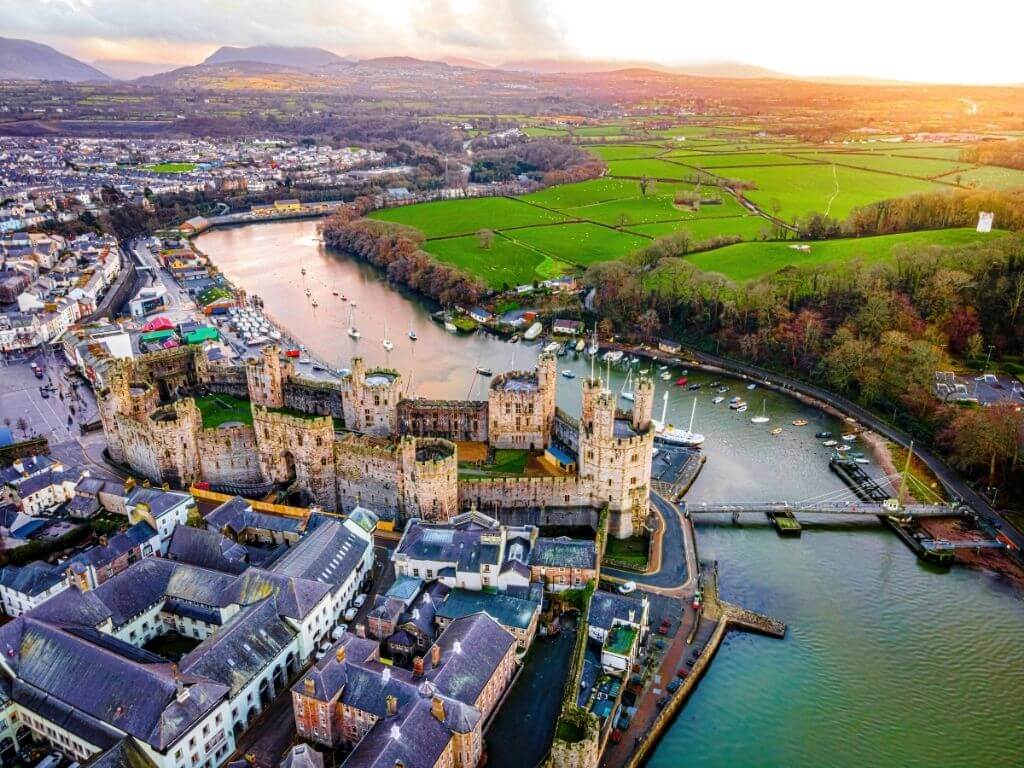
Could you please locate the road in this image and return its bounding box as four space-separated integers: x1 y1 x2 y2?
604 493 695 595
131 239 197 325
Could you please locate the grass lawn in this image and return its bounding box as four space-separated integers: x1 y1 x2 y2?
735 164 945 220
679 152 818 168
144 162 197 173
425 234 566 289
890 146 972 160
507 223 649 266
605 158 700 180
523 178 656 209
627 215 773 242
459 448 532 478
682 228 1008 282
522 126 571 136
369 197 568 238
786 152 973 179
603 535 650 568
942 165 1024 190
586 144 669 161
194 393 253 428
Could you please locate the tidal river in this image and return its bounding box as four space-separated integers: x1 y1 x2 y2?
198 220 1024 767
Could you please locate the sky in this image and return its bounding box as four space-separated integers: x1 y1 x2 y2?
1 0 1022 84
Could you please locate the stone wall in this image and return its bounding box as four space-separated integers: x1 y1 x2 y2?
198 424 264 486
553 408 579 452
283 380 345 419
397 398 487 442
205 363 249 398
458 475 587 513
334 434 401 516
253 407 336 509
399 436 458 522
487 353 556 451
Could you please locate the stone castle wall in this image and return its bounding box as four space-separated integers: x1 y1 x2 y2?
397 399 488 443
253 407 336 509
399 436 458 521
197 424 263 486
204 364 249 398
284 381 345 420
459 475 588 513
334 435 401 515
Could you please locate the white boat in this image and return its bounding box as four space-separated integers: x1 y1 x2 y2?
298 356 311 364
444 321 458 333
561 370 576 379
602 350 624 363
268 330 282 341
836 444 851 452
746 383 757 390
523 322 543 341
653 394 705 447
311 299 319 307
408 321 417 341
729 400 747 410
841 433 858 442
855 458 871 464
823 440 838 447
750 400 770 424
660 370 672 380
475 366 493 376
347 306 360 339
620 369 635 402
575 339 586 353
736 404 748 413
382 320 394 351
586 323 599 356
305 288 311 297
246 335 269 346
712 396 724 404
543 341 561 354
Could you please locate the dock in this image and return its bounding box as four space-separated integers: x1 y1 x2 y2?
829 454 890 502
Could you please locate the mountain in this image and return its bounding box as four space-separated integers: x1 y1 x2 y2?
135 60 317 89
0 37 112 82
202 45 348 69
500 57 786 79
91 59 177 80
440 56 490 70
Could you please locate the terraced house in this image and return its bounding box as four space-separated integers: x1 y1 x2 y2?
0 509 376 768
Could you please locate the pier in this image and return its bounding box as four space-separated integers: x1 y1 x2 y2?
688 500 965 518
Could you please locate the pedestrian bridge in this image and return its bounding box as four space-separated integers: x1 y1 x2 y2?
687 501 967 518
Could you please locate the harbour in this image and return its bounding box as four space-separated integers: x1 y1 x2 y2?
196 218 1024 768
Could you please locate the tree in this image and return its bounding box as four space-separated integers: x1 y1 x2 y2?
638 309 661 339
639 176 650 197
14 417 28 437
477 229 494 250
943 402 1023 486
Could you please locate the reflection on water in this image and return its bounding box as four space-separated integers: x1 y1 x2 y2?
200 220 1024 768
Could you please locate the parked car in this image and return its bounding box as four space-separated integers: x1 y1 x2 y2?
331 624 348 641
667 678 682 693
353 593 368 608
343 606 358 622
676 668 689 679
657 618 671 635
618 581 637 594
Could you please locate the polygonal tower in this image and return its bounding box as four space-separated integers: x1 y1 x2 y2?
631 375 655 433
246 345 285 408
343 357 402 436
487 351 558 451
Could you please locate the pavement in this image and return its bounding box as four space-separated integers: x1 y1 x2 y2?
603 494 694 593
231 678 300 768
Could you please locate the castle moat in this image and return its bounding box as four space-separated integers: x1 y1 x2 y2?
197 219 1024 767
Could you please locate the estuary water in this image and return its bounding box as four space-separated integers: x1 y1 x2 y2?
198 219 1024 767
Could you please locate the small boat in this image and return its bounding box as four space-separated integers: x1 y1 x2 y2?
298 356 311 364
675 377 687 386
770 427 783 436
750 400 770 424
544 341 561 354
311 300 319 307
823 439 838 447
351 301 358 307
658 365 668 371
620 369 635 402
660 371 672 381
300 267 306 275
509 334 519 344
341 294 347 302
717 386 729 394
332 289 339 296
687 383 701 391
841 434 857 442
476 367 493 376
383 320 394 350
736 404 748 413
347 306 360 339
268 330 282 341
729 396 742 405
815 431 832 439
712 396 725 404
653 395 705 447
855 458 871 465
746 383 757 390
835 444 851 453
285 349 301 358
709 381 720 387
444 321 458 333
524 322 543 341
305 288 311 297
603 350 624 363
561 370 576 379
408 331 418 341
574 339 586 353
792 419 808 427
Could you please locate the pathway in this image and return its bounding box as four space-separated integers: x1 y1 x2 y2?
603 493 695 594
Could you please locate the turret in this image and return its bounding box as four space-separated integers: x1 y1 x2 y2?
631 375 654 432
246 345 285 408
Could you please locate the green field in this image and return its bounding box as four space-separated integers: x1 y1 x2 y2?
943 166 1024 189
369 197 567 238
195 393 253 428
605 158 699 180
586 144 667 161
787 152 972 179
681 228 1007 282
734 164 945 219
144 162 197 173
505 223 648 266
627 215 773 242
424 234 565 289
678 152 817 168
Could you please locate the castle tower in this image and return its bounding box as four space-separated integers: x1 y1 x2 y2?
578 374 654 540
97 361 131 464
253 407 336 509
631 375 655 432
487 351 558 451
342 357 401 436
398 436 458 522
246 345 285 408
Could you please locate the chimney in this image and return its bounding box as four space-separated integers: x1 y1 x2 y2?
430 696 445 723
412 656 424 677
99 535 108 547
385 694 398 717
172 663 189 703
335 645 346 663
304 678 316 696
430 644 441 667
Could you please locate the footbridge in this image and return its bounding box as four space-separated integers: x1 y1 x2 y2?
687 500 968 518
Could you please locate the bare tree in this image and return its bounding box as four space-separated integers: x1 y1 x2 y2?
477 229 494 250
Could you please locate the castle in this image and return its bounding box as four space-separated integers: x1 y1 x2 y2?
97 345 655 538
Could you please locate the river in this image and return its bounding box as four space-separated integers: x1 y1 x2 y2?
197 219 1024 767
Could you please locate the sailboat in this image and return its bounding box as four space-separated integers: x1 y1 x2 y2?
382 319 394 351
751 399 770 424
652 393 705 447
408 320 417 341
586 324 599 356
347 305 361 339
620 368 635 402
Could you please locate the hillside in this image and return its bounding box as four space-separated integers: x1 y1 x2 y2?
0 36 111 82
202 44 347 69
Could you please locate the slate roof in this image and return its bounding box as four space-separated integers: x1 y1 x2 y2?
220 568 330 621
434 588 539 632
270 518 368 592
65 522 158 572
385 576 423 603
280 744 324 768
126 487 192 520
166 525 249 574
0 560 65 596
530 537 597 570
180 598 295 696
206 496 305 536
0 455 56 485
426 613 515 705
588 590 648 633
87 737 159 768
16 467 84 498
0 617 227 750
